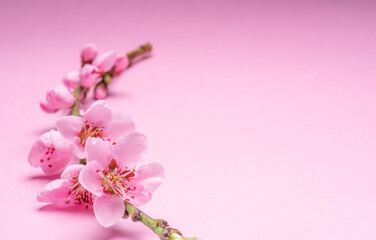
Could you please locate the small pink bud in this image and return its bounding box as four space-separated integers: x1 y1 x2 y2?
80 64 101 88
81 43 98 63
40 85 75 113
40 101 58 113
62 70 80 89
28 130 73 175
93 51 117 72
94 82 108 100
113 54 129 75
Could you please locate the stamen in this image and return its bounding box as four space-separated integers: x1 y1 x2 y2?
99 161 136 200
79 123 110 145
66 177 94 208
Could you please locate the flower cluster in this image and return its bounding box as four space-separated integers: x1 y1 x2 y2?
40 43 130 114
30 100 164 227
29 44 164 228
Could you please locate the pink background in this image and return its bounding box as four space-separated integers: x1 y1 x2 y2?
1 0 376 239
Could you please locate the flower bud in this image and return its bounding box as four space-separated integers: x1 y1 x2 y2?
28 130 73 175
94 82 108 100
40 101 58 113
113 54 129 75
80 64 100 88
81 43 98 63
40 85 75 113
93 51 116 72
63 70 80 89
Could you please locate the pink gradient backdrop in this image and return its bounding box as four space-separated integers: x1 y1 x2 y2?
1 0 376 239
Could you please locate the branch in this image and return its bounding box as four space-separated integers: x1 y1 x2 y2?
70 43 153 115
123 202 199 240
126 42 153 67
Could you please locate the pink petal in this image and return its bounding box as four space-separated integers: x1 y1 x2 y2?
28 130 73 175
81 43 98 63
85 138 113 168
133 162 165 193
73 137 86 159
113 54 129 75
128 185 152 206
63 70 80 90
80 64 100 88
56 115 83 141
40 101 58 113
94 82 108 100
83 100 112 128
78 161 104 196
37 179 75 208
61 164 84 180
93 194 125 227
93 51 116 72
113 132 147 170
46 85 75 109
105 113 135 141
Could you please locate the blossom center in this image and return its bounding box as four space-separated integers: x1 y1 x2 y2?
80 120 107 145
98 159 136 201
39 145 55 168
66 177 94 208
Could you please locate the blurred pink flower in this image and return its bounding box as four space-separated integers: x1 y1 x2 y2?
94 82 108 100
40 85 75 113
38 164 94 208
81 43 98 64
93 51 117 73
56 100 135 158
63 70 80 90
80 64 101 88
78 136 164 227
28 130 73 175
113 54 129 75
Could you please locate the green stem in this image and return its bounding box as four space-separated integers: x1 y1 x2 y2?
124 202 198 240
126 42 153 67
71 86 84 116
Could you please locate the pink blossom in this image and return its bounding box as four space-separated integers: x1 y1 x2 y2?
81 43 98 64
40 85 75 113
80 64 101 88
94 82 108 100
113 54 129 75
28 130 73 175
56 100 135 159
63 70 80 90
37 164 94 208
93 51 117 73
78 135 164 227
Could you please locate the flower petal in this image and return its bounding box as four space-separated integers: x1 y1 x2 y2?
128 185 152 206
83 100 112 128
61 164 84 180
113 54 129 75
133 162 165 193
113 132 147 169
46 85 75 109
78 161 104 196
105 113 135 141
37 179 75 208
73 137 86 159
93 51 117 72
28 130 73 175
85 137 113 168
81 43 98 63
80 64 100 88
40 101 58 113
93 194 125 228
56 115 83 141
63 70 80 90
